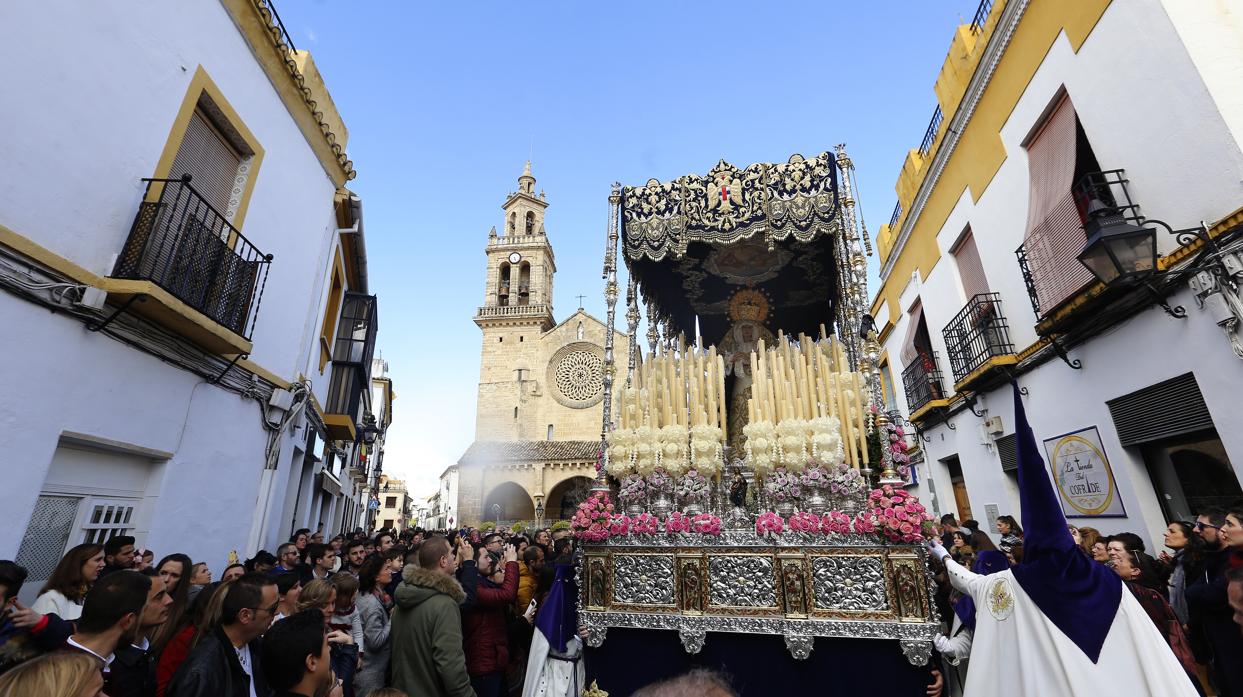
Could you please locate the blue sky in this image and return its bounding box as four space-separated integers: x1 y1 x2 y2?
290 0 982 498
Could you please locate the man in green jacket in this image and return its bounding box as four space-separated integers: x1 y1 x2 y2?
391 536 476 697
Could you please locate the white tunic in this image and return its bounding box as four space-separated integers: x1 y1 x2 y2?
944 557 1199 696
522 635 585 697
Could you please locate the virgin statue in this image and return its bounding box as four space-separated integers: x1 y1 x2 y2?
717 288 774 453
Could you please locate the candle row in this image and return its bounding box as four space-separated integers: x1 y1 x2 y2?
618 336 728 441
746 329 871 469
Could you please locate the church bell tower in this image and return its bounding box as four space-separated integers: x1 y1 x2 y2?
473 162 557 440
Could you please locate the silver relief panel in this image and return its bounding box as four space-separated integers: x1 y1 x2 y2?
708 556 777 607
811 556 889 611
613 555 676 606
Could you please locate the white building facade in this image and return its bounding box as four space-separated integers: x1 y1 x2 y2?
0 0 388 592
871 0 1243 552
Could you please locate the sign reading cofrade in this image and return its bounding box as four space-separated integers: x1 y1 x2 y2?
1041 426 1126 517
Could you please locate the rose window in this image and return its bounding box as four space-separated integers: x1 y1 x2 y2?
556 351 603 402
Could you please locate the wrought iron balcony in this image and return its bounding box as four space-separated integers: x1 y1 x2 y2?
919 106 944 157
1015 169 1141 326
901 351 948 418
325 293 378 440
113 177 272 344
970 0 994 33
943 292 1016 387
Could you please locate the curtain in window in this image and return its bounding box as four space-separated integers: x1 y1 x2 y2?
1023 95 1094 313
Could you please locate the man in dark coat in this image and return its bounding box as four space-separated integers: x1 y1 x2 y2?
462 545 518 697
167 573 277 697
105 571 172 697
391 536 475 697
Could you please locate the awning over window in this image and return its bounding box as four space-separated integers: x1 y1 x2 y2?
900 301 925 366
1023 95 1094 313
952 229 990 301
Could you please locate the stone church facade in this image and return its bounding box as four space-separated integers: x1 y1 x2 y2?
455 164 626 526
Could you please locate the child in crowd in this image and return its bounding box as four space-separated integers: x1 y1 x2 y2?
330 572 365 697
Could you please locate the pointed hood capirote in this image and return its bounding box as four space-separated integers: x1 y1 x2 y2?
1007 381 1122 664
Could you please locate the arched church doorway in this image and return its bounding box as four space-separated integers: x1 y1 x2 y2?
482 482 534 524
547 476 595 521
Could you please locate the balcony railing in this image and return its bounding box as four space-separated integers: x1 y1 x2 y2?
970 0 994 33
1015 169 1140 321
901 351 947 415
888 202 903 228
114 176 272 339
943 293 1015 382
919 106 944 157
476 304 552 318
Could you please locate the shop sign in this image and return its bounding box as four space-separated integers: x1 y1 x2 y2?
1041 426 1126 517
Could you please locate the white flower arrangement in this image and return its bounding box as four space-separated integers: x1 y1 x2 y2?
657 424 689 476
809 416 844 462
743 420 777 474
776 419 810 471
605 427 637 478
689 424 723 475
633 425 658 476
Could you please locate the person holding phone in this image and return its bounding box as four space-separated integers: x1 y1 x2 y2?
462 543 519 697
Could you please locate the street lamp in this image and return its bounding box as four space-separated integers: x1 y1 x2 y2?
1076 209 1158 286
1078 211 1243 358
492 503 502 526
535 498 545 526
359 413 381 446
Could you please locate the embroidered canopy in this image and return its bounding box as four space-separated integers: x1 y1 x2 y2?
621 153 845 343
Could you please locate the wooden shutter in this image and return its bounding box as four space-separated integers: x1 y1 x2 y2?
168 109 242 215
1023 96 1093 312
952 229 990 300
1106 373 1214 446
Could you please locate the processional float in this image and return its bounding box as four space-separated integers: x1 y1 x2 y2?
575 149 940 678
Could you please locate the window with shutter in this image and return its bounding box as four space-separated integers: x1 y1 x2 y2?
1022 95 1095 312
952 229 990 301
1106 373 1215 447
168 109 243 216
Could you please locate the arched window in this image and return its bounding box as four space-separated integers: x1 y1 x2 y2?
508 212 516 235
498 263 511 306
518 262 531 306
525 211 535 234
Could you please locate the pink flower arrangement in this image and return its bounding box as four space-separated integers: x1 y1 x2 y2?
665 511 692 534
852 512 877 534
691 513 722 535
571 491 615 542
888 424 912 481
864 485 931 543
607 514 631 536
820 510 853 535
631 512 662 535
756 511 785 536
788 511 821 533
